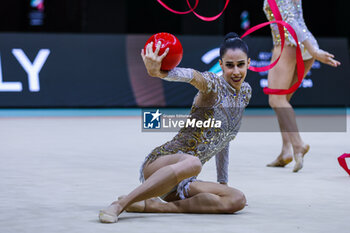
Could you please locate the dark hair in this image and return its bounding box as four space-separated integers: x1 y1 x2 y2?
219 32 249 59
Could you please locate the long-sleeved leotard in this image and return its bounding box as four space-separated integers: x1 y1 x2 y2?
263 0 319 60
140 68 252 199
216 145 229 184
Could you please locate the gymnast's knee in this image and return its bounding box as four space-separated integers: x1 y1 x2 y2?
224 191 247 214
170 155 202 182
186 156 202 175
178 154 202 175
268 95 287 108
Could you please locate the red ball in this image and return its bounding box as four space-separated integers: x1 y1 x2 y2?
144 32 183 71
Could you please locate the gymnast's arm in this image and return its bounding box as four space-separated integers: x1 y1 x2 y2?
215 145 229 185
141 41 214 93
280 0 340 67
302 37 340 67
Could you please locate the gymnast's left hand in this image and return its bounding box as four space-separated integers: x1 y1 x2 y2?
314 49 341 67
141 41 169 78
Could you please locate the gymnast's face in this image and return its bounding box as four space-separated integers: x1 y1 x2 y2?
219 49 250 91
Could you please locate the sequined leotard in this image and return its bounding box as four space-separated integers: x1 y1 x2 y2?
140 68 252 199
263 0 319 60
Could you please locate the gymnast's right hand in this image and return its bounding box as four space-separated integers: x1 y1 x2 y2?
141 41 169 78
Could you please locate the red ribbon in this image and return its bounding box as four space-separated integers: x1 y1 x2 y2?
338 153 350 176
157 0 305 95
156 0 199 15
243 0 305 95
156 0 230 21
242 20 304 95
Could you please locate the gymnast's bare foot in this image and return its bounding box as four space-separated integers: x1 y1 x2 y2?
293 144 310 172
267 146 293 167
99 201 122 223
118 195 146 212
118 195 163 212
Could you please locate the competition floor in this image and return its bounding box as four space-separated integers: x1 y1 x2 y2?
0 108 349 233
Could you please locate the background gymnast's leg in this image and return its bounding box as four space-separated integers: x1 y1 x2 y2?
268 57 315 167
267 45 311 171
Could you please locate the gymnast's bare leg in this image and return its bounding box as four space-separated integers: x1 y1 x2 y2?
266 45 311 171
99 153 202 223
119 156 246 214
268 57 314 167
122 181 246 214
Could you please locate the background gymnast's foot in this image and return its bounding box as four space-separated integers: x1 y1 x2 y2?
266 154 293 167
293 144 310 172
267 145 293 167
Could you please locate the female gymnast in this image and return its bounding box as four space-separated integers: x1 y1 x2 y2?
99 32 252 223
263 0 341 172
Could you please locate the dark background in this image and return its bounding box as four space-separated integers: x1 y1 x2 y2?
0 0 349 41
0 0 349 108
0 34 348 107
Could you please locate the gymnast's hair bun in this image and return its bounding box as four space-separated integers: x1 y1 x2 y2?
224 32 240 41
220 32 248 58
